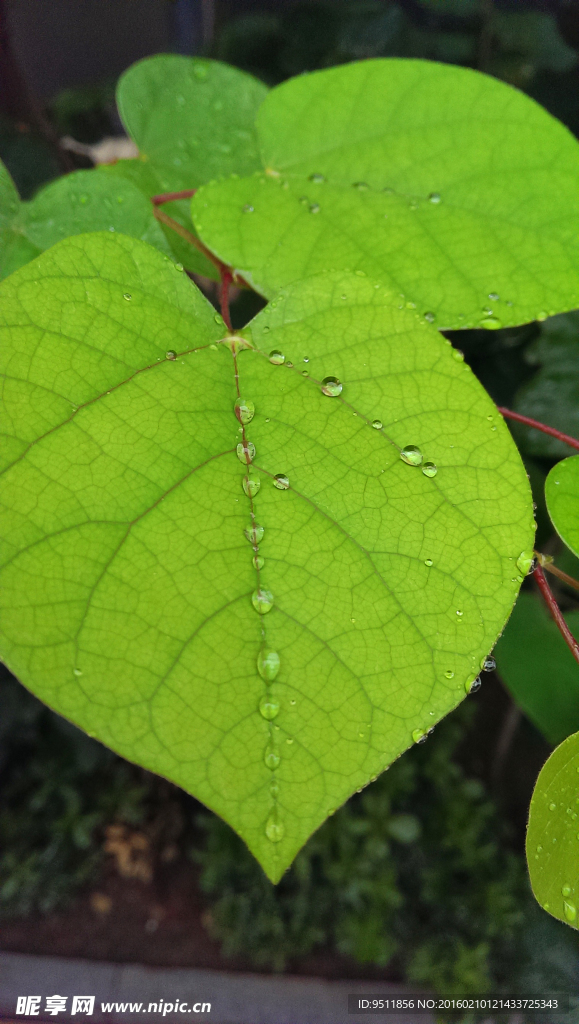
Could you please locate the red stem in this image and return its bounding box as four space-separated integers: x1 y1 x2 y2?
151 189 197 206
220 268 233 332
534 563 579 665
498 407 579 452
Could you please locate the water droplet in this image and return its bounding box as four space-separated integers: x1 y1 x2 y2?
424 558 433 567
259 696 279 720
193 63 208 79
445 670 455 679
481 655 496 672
269 350 285 365
564 901 577 923
73 668 82 677
214 314 224 325
265 817 284 843
286 738 294 745
516 550 535 576
237 442 256 464
265 750 280 769
452 349 465 361
488 292 499 301
79 194 88 205
536 845 542 853
244 523 264 545
243 475 260 498
252 554 264 570
273 474 290 490
428 192 441 204
480 316 502 330
353 181 369 191
258 649 280 681
309 173 325 183
537 311 548 322
422 461 437 478
465 676 481 694
252 588 274 614
242 204 254 213
320 376 342 397
123 293 132 301
166 350 177 360
175 263 184 272
234 398 255 425
285 361 293 368
412 728 427 744
549 802 557 811
400 445 423 466
372 419 383 430
562 884 572 897
424 312 436 323
309 203 320 214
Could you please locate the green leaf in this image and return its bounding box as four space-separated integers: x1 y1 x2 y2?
513 312 579 459
117 55 268 192
99 159 218 279
495 592 579 745
0 159 40 281
22 169 173 258
0 236 533 881
192 59 579 329
545 456 579 559
526 730 579 930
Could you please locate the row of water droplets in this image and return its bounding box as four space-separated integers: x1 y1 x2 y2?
233 356 290 846
243 174 556 329
266 345 439 478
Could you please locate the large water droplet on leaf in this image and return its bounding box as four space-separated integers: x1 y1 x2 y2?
269 350 285 365
265 817 284 843
252 588 274 614
422 461 437 477
237 442 256 464
243 475 260 498
259 696 280 720
273 474 290 490
321 376 342 397
234 398 255 425
258 649 280 681
400 445 423 466
244 523 264 545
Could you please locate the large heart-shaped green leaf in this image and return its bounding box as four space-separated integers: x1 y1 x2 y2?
527 730 579 930
191 59 579 330
0 234 532 880
545 456 579 559
0 159 40 281
495 592 579 745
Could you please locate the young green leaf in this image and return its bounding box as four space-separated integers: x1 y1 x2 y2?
192 59 579 328
0 236 532 881
495 592 579 745
0 159 40 280
22 169 173 258
545 456 579 559
116 55 268 192
527 730 579 930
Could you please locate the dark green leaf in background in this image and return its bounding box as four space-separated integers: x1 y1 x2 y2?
495 592 579 746
545 456 579 559
192 59 579 330
512 312 579 459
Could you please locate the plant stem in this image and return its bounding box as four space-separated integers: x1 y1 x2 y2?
536 552 579 593
498 407 579 452
534 563 579 664
153 206 226 274
220 268 233 331
151 189 197 206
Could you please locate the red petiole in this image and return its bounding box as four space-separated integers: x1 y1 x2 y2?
498 407 579 452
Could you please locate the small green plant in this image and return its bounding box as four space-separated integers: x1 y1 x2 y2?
1 54 579 917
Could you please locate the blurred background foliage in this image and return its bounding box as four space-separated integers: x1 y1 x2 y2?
2 0 579 1012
